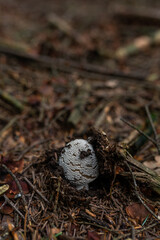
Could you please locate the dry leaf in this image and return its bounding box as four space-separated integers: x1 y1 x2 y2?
126 203 154 224
6 180 29 198
87 231 100 240
0 202 13 214
0 184 9 195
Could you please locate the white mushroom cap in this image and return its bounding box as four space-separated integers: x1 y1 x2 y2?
59 139 99 190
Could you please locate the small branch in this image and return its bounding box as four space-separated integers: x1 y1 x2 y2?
145 104 160 154
54 176 61 212
0 198 7 210
115 29 160 59
0 89 24 112
119 149 160 195
68 83 91 126
0 116 19 139
2 164 27 208
0 45 147 81
47 13 86 46
23 177 50 204
121 117 157 147
124 160 159 221
3 194 25 219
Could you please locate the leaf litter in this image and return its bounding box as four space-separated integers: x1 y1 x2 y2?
0 0 160 239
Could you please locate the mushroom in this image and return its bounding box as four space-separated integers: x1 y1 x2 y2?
59 139 99 190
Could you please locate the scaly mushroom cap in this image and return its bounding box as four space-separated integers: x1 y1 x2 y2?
59 139 99 190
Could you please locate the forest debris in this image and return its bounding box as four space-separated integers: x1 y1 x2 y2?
0 184 9 196
145 104 160 154
85 209 96 218
54 176 61 212
121 117 158 152
143 155 160 172
47 13 86 46
0 38 31 54
94 108 107 129
23 177 50 204
115 30 160 59
0 153 24 177
0 116 19 143
68 82 91 126
126 203 154 225
6 180 29 199
2 164 27 207
89 129 160 196
120 149 160 196
0 44 147 81
0 89 24 112
87 231 100 240
3 195 25 219
17 138 51 161
0 200 13 214
113 5 160 25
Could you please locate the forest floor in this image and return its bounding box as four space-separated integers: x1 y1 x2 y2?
0 0 160 239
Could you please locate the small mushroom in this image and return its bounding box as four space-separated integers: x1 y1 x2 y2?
59 139 99 190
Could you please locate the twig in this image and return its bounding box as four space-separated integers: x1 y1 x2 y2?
131 225 135 240
124 160 160 221
0 116 19 139
116 221 159 240
145 104 160 154
23 177 50 204
79 211 112 229
24 208 28 240
120 149 160 195
68 83 91 125
3 194 25 219
0 197 7 210
47 13 86 46
77 214 129 235
2 164 27 208
22 161 42 174
2 164 30 227
121 117 157 147
54 176 61 212
17 138 51 161
0 89 24 112
0 45 147 81
136 222 159 234
115 29 160 59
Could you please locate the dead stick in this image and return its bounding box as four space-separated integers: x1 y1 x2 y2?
2 164 27 208
0 116 19 137
121 118 157 147
47 13 86 46
0 46 146 81
145 105 160 154
23 177 49 204
0 89 24 112
124 160 159 221
24 208 28 240
115 29 160 59
120 149 160 195
0 198 7 210
54 176 61 212
4 194 25 219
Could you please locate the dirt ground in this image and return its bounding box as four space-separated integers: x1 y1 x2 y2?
0 0 160 239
